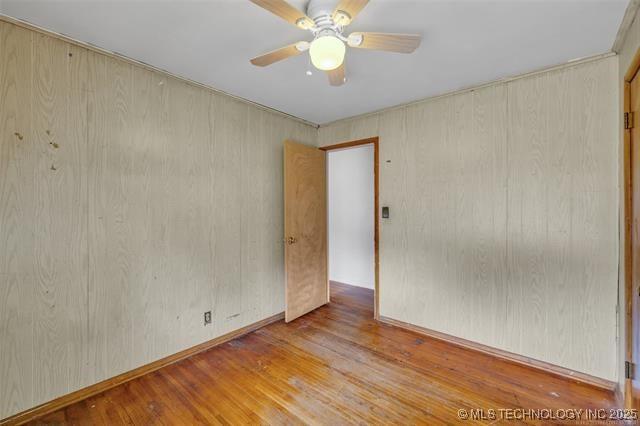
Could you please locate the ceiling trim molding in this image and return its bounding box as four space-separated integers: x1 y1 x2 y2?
613 0 640 53
0 13 320 128
319 51 616 128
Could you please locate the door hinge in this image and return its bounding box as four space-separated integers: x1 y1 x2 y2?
626 111 635 129
626 361 635 379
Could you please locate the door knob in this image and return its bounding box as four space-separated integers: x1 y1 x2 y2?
286 236 297 245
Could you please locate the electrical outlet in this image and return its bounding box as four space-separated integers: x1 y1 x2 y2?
204 311 212 326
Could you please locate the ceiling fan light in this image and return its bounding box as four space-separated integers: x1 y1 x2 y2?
309 35 346 71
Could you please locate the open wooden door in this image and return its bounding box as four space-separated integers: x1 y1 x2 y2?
284 140 328 322
628 66 640 409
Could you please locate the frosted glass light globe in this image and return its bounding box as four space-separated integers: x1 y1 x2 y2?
309 35 346 71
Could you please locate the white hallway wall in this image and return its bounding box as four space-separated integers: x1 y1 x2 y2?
328 146 375 289
319 56 619 382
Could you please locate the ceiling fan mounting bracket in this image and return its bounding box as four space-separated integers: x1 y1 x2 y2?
333 10 352 26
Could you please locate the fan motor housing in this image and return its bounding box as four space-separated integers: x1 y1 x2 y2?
306 0 337 20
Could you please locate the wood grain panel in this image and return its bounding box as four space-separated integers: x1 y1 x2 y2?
506 72 548 360
0 18 317 421
463 86 507 348
0 23 35 418
507 60 617 380
318 57 618 382
543 67 573 370
210 94 245 334
242 109 297 322
127 66 173 366
570 60 617 377
88 53 136 383
377 107 409 318
31 31 89 404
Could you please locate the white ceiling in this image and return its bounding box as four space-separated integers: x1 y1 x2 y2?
0 0 629 124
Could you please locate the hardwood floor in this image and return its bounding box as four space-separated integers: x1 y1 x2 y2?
29 282 617 425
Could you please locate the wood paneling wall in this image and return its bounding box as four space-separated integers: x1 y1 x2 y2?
0 20 316 419
318 57 619 381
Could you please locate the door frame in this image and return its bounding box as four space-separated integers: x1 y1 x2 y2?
320 137 380 320
624 47 640 408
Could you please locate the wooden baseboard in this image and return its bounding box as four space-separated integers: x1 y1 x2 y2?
379 316 617 392
0 312 285 426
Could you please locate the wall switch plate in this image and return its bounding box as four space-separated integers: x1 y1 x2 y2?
204 311 212 326
382 206 390 219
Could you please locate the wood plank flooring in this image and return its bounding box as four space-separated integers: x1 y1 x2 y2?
29 282 617 425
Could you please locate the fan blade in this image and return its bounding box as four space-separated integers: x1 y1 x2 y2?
349 32 421 53
250 0 314 29
327 63 346 86
332 0 369 25
250 43 305 67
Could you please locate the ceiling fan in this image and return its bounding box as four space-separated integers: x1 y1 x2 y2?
249 0 422 86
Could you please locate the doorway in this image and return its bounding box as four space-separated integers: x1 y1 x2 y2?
321 137 379 319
